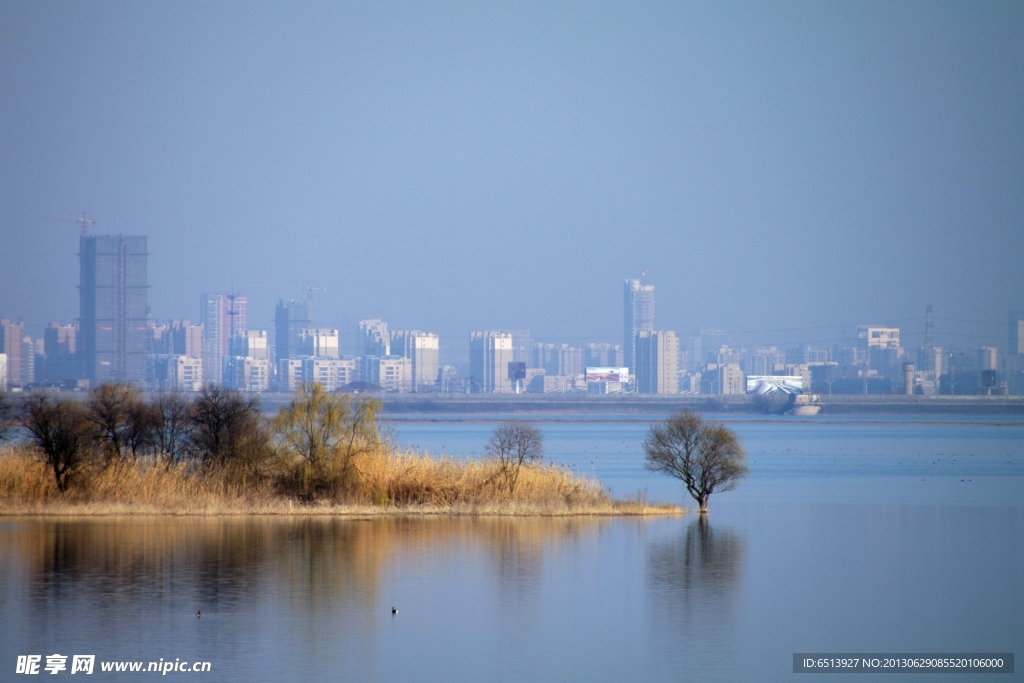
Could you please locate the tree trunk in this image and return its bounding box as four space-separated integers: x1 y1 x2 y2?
699 496 708 513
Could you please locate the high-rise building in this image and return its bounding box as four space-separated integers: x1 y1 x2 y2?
469 331 513 393
275 300 310 361
508 330 533 365
303 358 357 391
698 329 728 366
391 330 440 391
224 357 270 392
857 326 900 349
298 329 340 358
223 328 269 391
231 330 269 360
79 235 148 383
714 363 745 395
39 322 79 384
277 359 305 393
359 319 390 357
1010 311 1024 356
979 347 999 371
0 320 24 387
748 347 786 375
623 280 655 374
363 355 412 392
153 355 203 392
169 321 203 358
635 330 679 395
585 343 624 369
21 337 36 387
534 343 582 377
200 294 247 384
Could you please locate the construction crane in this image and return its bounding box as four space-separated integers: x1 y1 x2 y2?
42 211 96 236
302 285 326 322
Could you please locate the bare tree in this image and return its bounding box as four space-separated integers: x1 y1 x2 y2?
86 382 145 463
152 390 193 464
189 384 263 467
20 392 94 491
125 399 160 460
0 390 14 443
643 409 748 513
485 420 544 496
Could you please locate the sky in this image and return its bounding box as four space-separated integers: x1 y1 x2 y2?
1 1 1022 362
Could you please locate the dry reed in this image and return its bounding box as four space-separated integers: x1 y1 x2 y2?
0 444 681 517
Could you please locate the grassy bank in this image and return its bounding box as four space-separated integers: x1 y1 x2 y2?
0 445 680 516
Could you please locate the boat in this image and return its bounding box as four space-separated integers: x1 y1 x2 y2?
788 393 821 416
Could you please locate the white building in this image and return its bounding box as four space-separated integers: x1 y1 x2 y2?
359 319 390 356
0 353 6 391
278 359 304 393
469 331 513 393
857 326 900 349
979 347 999 371
169 356 203 392
231 330 269 360
304 358 357 391
200 293 247 384
635 330 679 395
391 330 440 391
748 347 786 375
717 363 745 395
364 355 412 392
299 329 340 358
225 357 270 392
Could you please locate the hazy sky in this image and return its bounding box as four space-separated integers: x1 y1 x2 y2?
2 1 1021 361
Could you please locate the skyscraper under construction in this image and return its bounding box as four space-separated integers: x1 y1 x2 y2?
79 234 148 383
623 279 655 375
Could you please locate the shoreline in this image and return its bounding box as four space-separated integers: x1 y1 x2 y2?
0 501 684 518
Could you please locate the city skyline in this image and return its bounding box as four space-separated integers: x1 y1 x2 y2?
2 232 1019 397
1 3 1022 355
0 232 1014 366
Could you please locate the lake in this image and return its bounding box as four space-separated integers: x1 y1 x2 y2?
2 414 1022 682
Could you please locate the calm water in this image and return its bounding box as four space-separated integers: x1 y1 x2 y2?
2 415 1022 682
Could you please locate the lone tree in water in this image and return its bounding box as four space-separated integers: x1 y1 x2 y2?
485 420 544 496
643 409 748 513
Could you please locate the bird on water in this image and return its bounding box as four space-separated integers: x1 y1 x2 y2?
391 607 398 614
196 611 201 619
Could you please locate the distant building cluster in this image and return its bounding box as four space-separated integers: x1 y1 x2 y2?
2 232 1023 397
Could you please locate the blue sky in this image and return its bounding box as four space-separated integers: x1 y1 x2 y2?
2 1 1021 360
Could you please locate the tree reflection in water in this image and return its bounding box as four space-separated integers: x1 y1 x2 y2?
646 516 746 682
9 517 606 617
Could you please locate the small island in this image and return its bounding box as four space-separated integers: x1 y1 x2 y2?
0 383 680 517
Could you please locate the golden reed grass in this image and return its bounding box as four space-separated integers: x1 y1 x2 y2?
0 445 680 517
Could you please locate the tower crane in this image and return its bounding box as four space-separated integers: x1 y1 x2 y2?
42 211 96 236
302 285 326 322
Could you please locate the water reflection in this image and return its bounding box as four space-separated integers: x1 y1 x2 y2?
646 516 747 682
648 516 745 598
5 516 609 616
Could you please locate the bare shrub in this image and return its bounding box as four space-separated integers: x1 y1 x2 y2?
484 420 544 496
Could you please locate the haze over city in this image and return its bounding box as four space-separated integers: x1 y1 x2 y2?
2 1 1022 363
